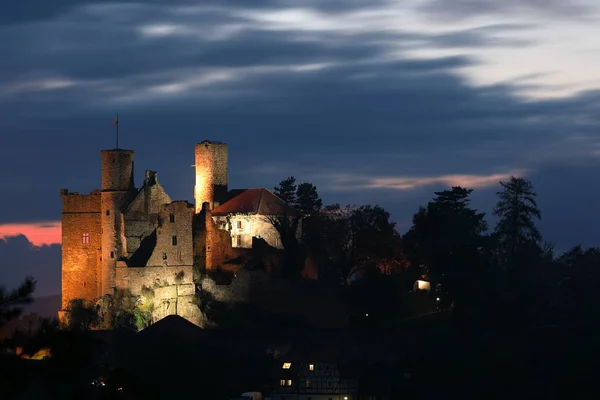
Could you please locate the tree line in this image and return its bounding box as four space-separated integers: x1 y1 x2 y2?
268 175 599 328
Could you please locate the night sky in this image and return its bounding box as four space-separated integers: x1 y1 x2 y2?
2 0 600 296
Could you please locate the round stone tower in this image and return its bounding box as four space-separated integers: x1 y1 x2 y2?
100 149 135 296
194 140 228 212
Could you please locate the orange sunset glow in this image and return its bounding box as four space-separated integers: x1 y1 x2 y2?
0 221 61 246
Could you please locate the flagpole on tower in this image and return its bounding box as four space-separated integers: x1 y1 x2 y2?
112 114 119 149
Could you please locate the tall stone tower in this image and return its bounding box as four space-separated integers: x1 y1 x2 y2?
100 149 135 296
194 140 228 212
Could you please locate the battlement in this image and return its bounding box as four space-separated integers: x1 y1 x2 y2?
198 140 224 145
61 189 101 213
60 189 102 197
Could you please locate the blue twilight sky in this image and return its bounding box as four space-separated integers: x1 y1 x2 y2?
2 0 600 295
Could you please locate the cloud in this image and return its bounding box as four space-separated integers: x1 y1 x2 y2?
0 221 61 246
1 0 600 254
327 171 526 191
418 0 596 21
0 235 61 297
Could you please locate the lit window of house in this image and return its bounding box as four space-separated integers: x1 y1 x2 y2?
82 233 90 244
287 380 292 386
280 379 286 387
282 362 292 369
309 364 314 371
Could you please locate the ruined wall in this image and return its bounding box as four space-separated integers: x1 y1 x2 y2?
145 201 194 267
60 189 102 309
100 149 136 296
116 265 194 293
115 265 199 325
194 141 228 212
213 214 283 249
194 202 236 274
124 171 172 257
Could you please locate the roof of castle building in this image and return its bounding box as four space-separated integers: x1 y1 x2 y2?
212 188 295 216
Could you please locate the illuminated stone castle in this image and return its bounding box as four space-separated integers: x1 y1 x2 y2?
59 141 289 325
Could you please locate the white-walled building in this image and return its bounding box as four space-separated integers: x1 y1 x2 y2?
211 188 300 249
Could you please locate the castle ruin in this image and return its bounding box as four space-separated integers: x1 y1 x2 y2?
59 141 291 326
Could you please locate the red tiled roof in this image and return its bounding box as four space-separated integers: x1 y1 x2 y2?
212 188 293 216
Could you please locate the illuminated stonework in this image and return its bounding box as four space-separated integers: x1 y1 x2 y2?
60 140 291 328
194 141 228 212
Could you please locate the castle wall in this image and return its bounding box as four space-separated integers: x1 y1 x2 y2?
213 214 284 249
60 189 102 309
194 202 236 274
101 149 136 296
124 171 172 257
145 201 194 267
115 265 199 325
194 141 228 212
116 265 194 293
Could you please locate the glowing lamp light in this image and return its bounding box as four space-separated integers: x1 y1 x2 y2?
365 313 369 317
436 297 440 301
416 280 431 291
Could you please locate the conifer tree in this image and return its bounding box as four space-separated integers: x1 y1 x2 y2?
493 176 541 267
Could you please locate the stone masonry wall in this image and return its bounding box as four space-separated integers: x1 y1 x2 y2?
124 170 172 257
100 149 135 191
116 265 194 293
145 201 195 267
60 189 102 309
100 149 136 296
115 265 199 325
194 202 236 274
194 141 228 211
210 142 228 207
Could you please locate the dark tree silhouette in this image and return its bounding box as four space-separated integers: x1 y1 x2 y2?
493 176 542 267
295 182 323 215
64 299 98 331
0 276 35 328
303 204 353 282
268 177 323 277
273 176 297 204
492 176 543 314
304 203 403 284
346 205 401 281
554 246 600 326
403 187 489 310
